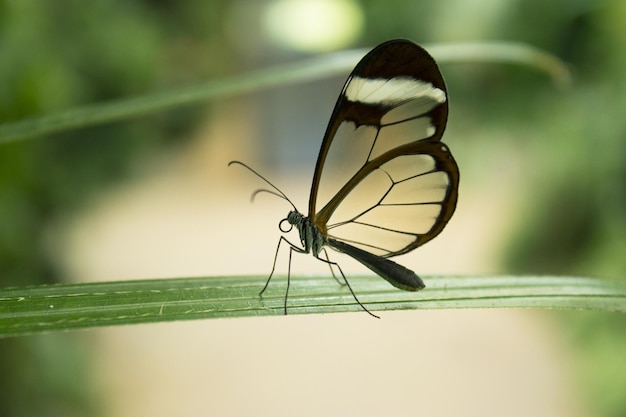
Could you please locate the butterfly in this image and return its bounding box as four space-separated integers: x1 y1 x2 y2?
230 39 459 317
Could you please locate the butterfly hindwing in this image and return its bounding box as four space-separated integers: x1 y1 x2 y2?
325 140 458 257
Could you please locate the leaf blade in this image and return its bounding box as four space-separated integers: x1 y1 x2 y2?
1 275 624 338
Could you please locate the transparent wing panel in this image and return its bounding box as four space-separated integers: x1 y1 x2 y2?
314 122 376 212
327 222 418 255
370 117 435 160
384 171 450 204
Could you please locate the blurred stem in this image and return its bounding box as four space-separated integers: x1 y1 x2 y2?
0 42 570 144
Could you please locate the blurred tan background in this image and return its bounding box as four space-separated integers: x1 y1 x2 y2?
1 1 624 416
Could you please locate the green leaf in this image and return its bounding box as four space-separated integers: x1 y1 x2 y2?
1 275 624 338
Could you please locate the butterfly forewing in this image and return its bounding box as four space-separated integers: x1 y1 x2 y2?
309 40 457 258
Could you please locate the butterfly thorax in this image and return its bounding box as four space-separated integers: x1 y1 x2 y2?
285 210 326 257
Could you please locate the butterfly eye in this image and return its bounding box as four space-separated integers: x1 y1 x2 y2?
279 218 293 233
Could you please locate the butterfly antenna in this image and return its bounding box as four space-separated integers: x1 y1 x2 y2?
228 161 297 211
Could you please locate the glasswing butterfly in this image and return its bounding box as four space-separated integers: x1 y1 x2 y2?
230 39 459 317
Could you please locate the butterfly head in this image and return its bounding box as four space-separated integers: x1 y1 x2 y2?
279 210 302 232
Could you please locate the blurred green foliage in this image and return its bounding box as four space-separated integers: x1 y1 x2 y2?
498 4 626 415
0 1 624 416
0 2 231 416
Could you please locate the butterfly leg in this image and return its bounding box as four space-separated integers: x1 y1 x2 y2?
261 235 301 295
259 237 283 296
314 254 380 319
260 236 307 315
320 247 345 286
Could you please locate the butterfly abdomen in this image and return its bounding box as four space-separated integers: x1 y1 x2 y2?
327 238 425 291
